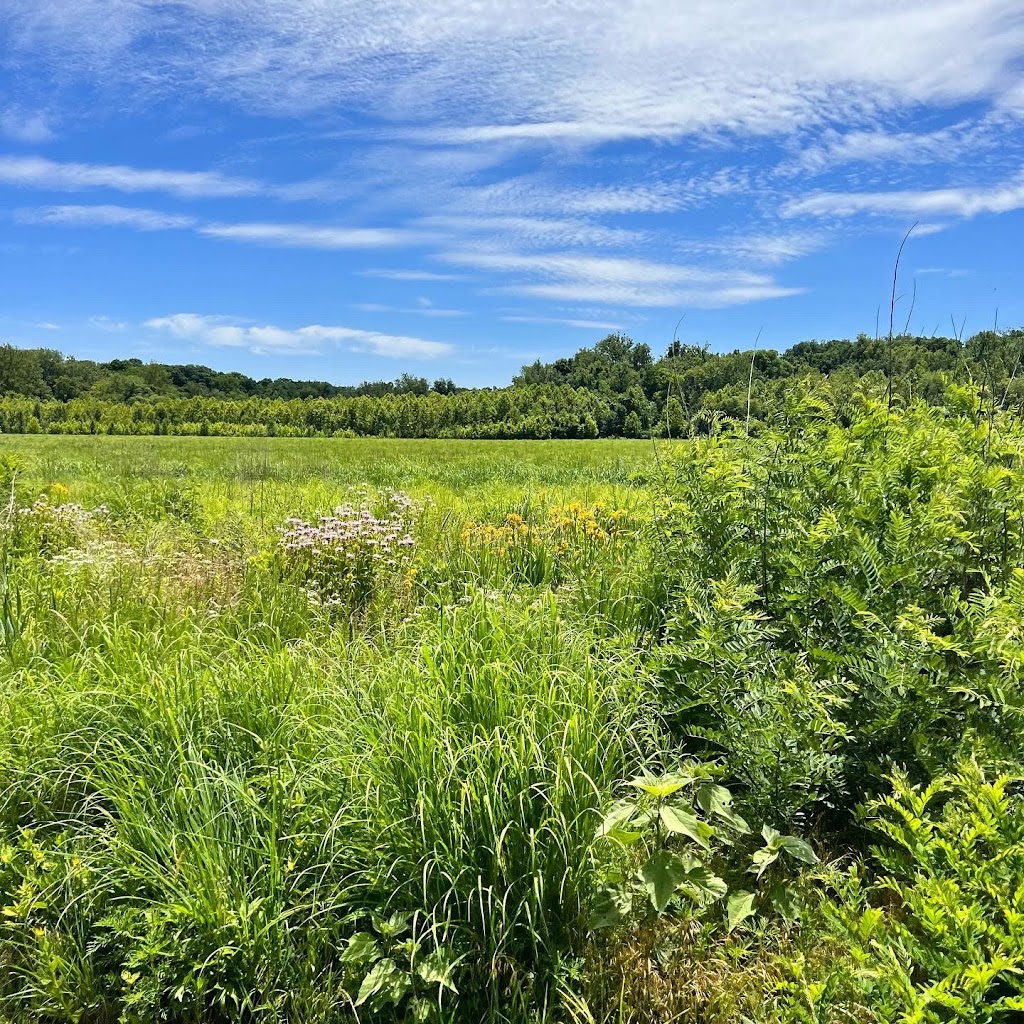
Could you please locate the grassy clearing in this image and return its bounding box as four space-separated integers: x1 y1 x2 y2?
3 397 1024 1023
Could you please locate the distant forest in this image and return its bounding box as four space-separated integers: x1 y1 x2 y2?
0 328 1021 438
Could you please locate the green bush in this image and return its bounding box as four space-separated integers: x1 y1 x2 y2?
791 765 1024 1022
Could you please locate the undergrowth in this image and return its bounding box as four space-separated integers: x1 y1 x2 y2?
2 384 1024 1022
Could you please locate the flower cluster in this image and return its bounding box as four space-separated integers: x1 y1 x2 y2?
547 501 629 546
457 501 633 586
6 495 106 557
279 489 418 609
460 502 630 554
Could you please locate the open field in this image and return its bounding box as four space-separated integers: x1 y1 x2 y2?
0 435 656 512
3 401 1024 1023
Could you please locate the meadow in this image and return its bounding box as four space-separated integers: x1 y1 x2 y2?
3 388 1024 1023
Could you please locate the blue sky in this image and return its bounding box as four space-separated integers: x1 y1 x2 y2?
1 1 1023 387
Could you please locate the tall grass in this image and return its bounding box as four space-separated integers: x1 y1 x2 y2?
0 440 657 1021
5 400 1024 1023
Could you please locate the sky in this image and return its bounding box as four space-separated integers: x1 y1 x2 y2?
1 1 1023 387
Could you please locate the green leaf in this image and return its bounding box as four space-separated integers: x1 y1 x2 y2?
659 804 714 850
416 947 459 994
677 861 728 905
411 997 433 1022
640 850 691 914
695 784 750 834
727 890 757 932
777 835 819 865
356 959 412 1008
371 911 412 939
768 883 803 924
597 800 642 845
590 884 633 929
629 773 691 799
340 932 380 967
750 846 780 879
598 800 635 833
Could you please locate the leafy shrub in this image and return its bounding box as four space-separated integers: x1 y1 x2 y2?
795 765 1024 1022
592 767 818 933
651 391 1024 820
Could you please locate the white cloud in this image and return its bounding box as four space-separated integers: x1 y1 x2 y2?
678 231 826 266
0 155 266 198
445 249 802 308
90 315 129 331
19 205 427 250
784 173 1024 220
443 171 748 218
0 108 55 143
199 221 427 249
419 214 646 249
360 268 467 281
5 1 1024 144
915 267 971 278
780 117 1019 175
502 315 622 330
17 204 197 230
354 302 468 318
145 313 454 359
33 321 61 330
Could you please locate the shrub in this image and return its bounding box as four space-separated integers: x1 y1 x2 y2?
796 765 1024 1022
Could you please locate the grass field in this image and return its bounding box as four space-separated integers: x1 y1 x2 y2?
4 406 1024 1023
0 436 667 1023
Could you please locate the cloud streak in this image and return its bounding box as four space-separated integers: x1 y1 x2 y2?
502 315 622 330
145 313 454 359
354 302 468 318
0 155 268 199
18 204 197 230
445 249 802 308
18 204 428 250
785 173 1024 220
199 221 429 249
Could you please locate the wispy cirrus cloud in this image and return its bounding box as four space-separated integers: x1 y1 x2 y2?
354 301 468 318
0 108 55 143
502 314 622 330
677 230 827 267
360 268 467 282
6 2 1023 141
784 172 1024 221
145 313 454 359
441 174 743 216
779 114 1024 176
4 0 1024 349
915 267 972 279
17 204 427 250
18 204 197 230
418 214 647 249
198 221 430 249
0 155 268 199
445 249 802 308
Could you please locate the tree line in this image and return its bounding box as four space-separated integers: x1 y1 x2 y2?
0 328 1021 438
